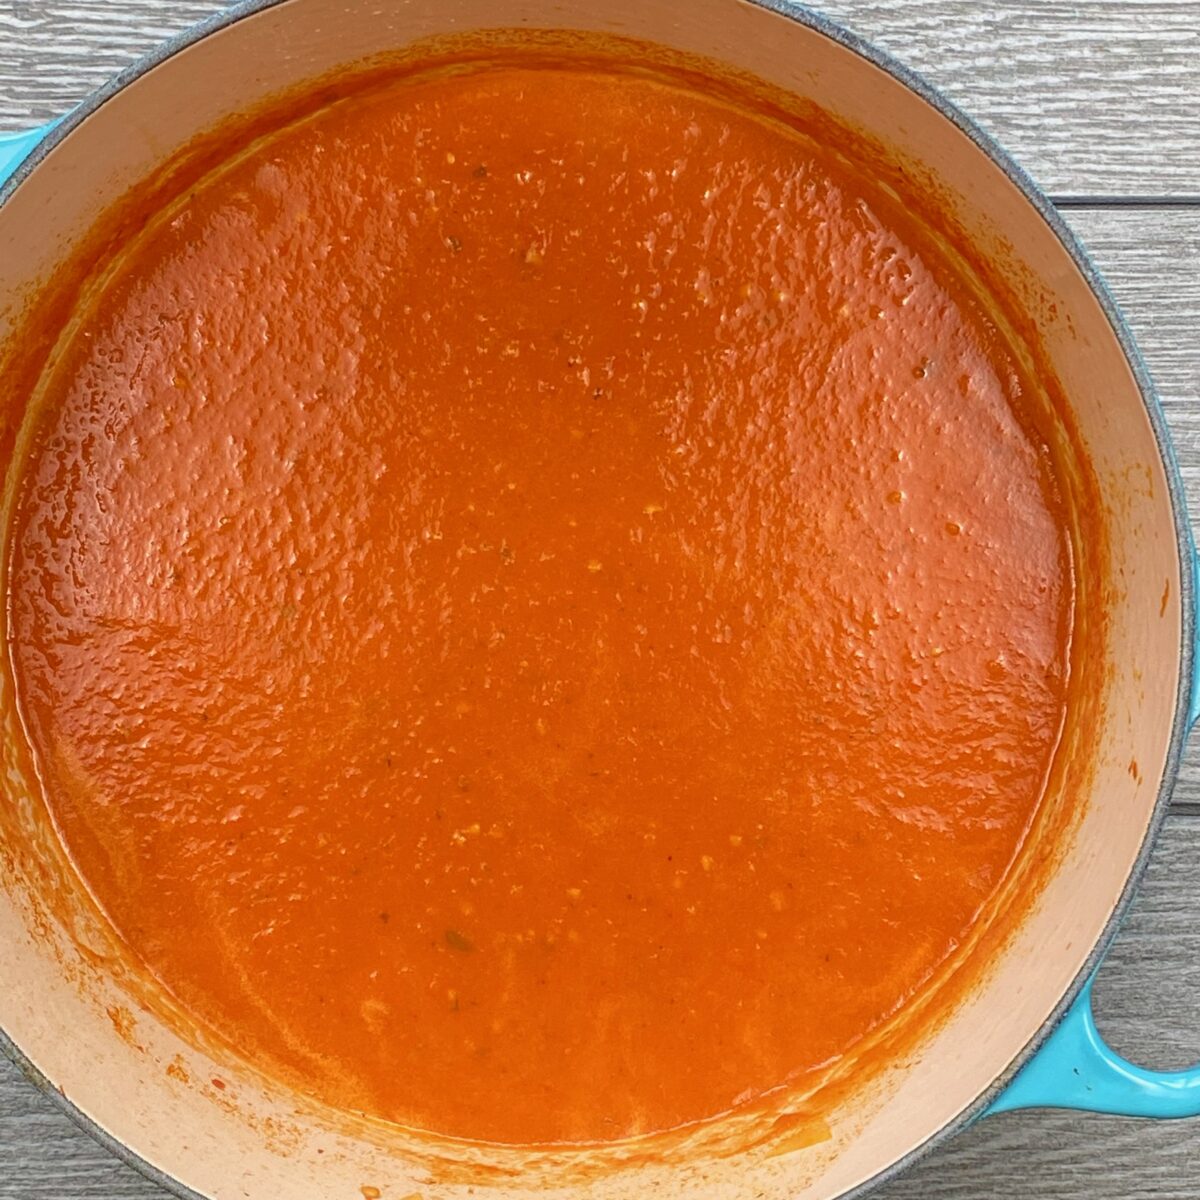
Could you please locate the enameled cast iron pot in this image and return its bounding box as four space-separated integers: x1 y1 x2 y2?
1 3 1199 1198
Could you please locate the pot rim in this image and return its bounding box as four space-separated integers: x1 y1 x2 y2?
0 2 1193 1198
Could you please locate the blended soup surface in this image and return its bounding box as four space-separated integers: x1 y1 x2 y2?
9 63 1072 1144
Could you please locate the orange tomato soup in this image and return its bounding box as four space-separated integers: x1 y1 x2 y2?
9 62 1073 1145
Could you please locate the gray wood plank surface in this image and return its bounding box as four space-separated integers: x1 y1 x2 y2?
1 0 1199 196
1 2 1199 1199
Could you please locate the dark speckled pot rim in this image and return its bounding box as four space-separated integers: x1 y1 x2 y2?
0 3 1193 1198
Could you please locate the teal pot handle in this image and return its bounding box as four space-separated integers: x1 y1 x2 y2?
988 979 1200 1118
4 110 1199 1124
0 121 58 187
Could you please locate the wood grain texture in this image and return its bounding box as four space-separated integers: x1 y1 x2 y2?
1 2 1199 1198
1 0 1199 196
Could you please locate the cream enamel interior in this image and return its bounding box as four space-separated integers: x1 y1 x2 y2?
0 2 1186 1199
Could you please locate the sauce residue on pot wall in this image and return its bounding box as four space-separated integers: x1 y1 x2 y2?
3 51 1105 1151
